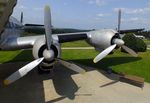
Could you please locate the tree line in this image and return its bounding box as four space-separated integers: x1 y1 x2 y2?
135 31 150 38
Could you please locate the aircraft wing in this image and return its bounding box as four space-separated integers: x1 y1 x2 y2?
120 28 145 34
23 24 90 34
15 27 145 50
24 24 44 29
57 32 88 43
0 32 89 50
25 24 44 26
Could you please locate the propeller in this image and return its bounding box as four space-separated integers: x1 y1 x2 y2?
116 9 138 57
56 59 86 74
4 6 86 85
93 9 138 63
20 12 23 24
122 45 138 57
93 39 138 63
44 5 52 50
43 6 86 74
93 44 116 63
117 9 121 34
4 58 44 85
3 6 52 85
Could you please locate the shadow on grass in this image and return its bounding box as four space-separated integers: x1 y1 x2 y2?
5 50 33 63
70 56 142 84
70 57 142 70
4 50 142 68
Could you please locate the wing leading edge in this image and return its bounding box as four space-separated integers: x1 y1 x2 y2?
58 33 88 43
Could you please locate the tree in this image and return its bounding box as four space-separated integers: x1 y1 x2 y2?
122 34 147 52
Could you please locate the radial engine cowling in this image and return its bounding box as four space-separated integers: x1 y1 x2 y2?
32 37 61 62
87 29 117 51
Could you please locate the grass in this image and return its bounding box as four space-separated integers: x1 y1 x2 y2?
143 39 150 44
62 49 150 82
61 40 91 47
0 50 33 63
0 49 150 82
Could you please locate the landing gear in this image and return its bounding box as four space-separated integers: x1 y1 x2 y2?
38 65 54 75
37 59 56 75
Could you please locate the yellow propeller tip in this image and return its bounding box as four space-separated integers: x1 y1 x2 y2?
45 5 50 10
3 80 10 85
81 71 86 74
93 60 97 63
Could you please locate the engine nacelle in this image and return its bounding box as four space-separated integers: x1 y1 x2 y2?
87 29 117 51
32 37 61 62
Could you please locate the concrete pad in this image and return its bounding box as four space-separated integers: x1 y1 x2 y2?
0 62 150 103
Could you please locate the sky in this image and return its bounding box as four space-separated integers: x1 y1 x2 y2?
12 0 150 30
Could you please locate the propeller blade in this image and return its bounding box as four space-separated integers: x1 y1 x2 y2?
57 59 86 74
122 45 138 57
20 12 23 24
118 9 121 34
93 44 117 63
4 57 44 85
44 5 52 50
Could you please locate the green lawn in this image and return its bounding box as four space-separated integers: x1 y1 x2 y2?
62 49 150 82
143 39 150 44
0 49 150 82
0 50 33 63
61 40 91 47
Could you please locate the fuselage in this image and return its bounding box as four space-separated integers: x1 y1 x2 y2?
0 16 23 50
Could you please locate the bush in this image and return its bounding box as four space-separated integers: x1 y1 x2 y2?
121 34 147 52
135 38 147 52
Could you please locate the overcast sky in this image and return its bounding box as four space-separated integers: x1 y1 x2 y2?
12 0 150 30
